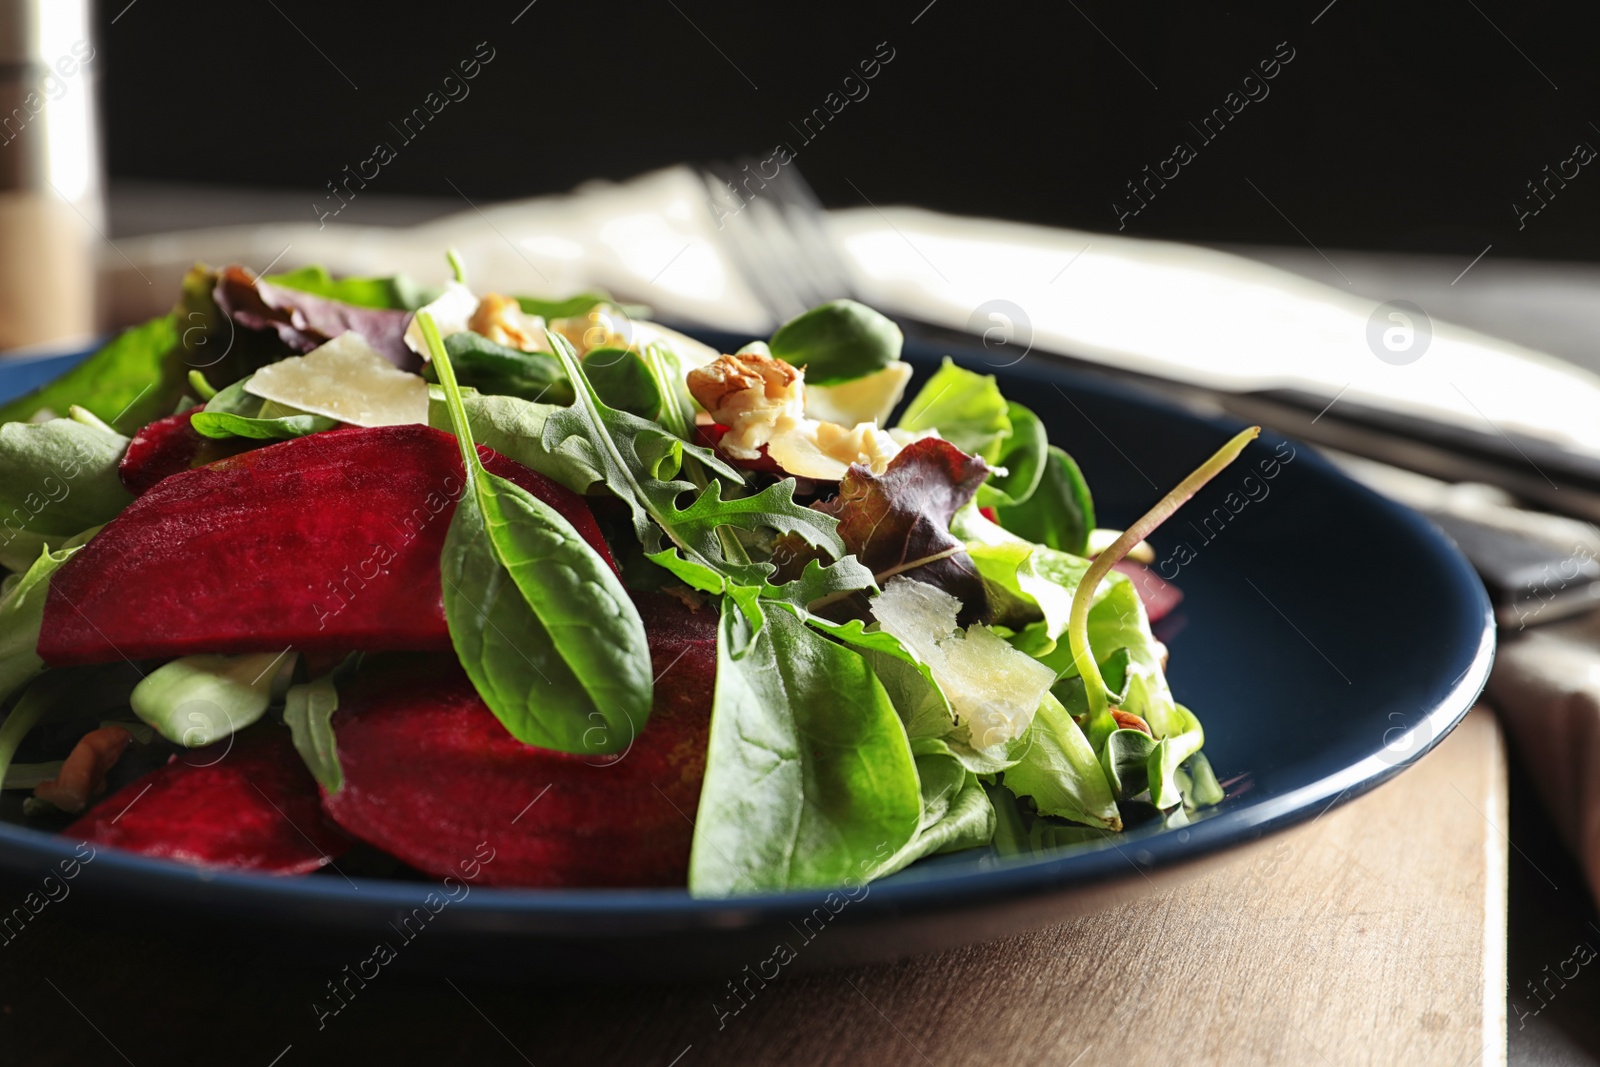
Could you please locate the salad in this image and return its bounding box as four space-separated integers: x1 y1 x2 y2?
0 255 1254 895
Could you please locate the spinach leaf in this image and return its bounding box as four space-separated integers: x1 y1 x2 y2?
421 312 654 756
583 347 662 419
872 737 996 877
0 414 132 572
690 593 921 895
542 333 846 593
130 651 295 746
1003 692 1121 830
0 315 178 431
284 671 344 794
422 332 574 406
190 410 339 441
993 445 1095 556
896 357 1011 462
515 292 614 320
264 265 430 311
0 533 93 707
976 402 1047 509
768 300 903 385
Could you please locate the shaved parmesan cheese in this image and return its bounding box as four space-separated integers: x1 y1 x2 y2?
403 281 479 359
805 361 913 427
871 577 1055 747
247 332 428 428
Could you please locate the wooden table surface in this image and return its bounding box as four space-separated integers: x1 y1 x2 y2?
0 706 1506 1067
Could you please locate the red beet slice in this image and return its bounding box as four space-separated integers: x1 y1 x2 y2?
1112 559 1183 623
67 728 348 874
40 424 615 666
118 407 257 495
321 592 717 887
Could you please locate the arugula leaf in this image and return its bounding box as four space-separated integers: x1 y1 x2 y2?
422 312 654 755
264 265 430 311
543 333 846 593
896 357 1011 462
284 671 344 794
0 533 93 707
872 737 996 877
1003 692 1121 830
815 436 991 623
130 651 295 746
690 594 921 895
0 315 179 431
993 445 1095 556
421 332 574 406
0 415 132 572
975 402 1047 508
768 300 903 385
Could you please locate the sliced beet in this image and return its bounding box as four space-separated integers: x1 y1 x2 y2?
321 593 717 887
118 407 256 495
67 728 348 875
40 424 615 666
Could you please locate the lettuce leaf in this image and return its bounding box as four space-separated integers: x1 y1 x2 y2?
0 415 132 572
1005 692 1120 830
871 737 995 877
896 358 1011 461
993 445 1095 556
0 533 95 707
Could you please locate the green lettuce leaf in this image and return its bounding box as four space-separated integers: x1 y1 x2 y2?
0 533 94 707
0 414 132 572
896 357 1011 462
690 593 922 895
284 671 344 794
130 651 294 746
1004 692 1120 830
0 315 178 431
871 737 996 877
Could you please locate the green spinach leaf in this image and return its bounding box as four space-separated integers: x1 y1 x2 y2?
975 402 1047 508
993 445 1095 556
422 312 654 755
422 331 573 406
690 594 921 895
0 315 179 431
190 410 339 441
264 265 430 311
768 300 903 385
582 346 661 419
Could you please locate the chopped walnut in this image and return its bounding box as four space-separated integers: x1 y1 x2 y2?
34 725 134 814
467 292 548 352
686 353 806 459
1110 709 1153 736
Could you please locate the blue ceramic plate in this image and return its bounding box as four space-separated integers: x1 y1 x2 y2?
0 333 1492 977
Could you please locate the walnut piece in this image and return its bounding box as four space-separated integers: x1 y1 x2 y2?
467 292 548 352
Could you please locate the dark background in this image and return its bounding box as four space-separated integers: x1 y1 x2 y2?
93 0 1600 260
